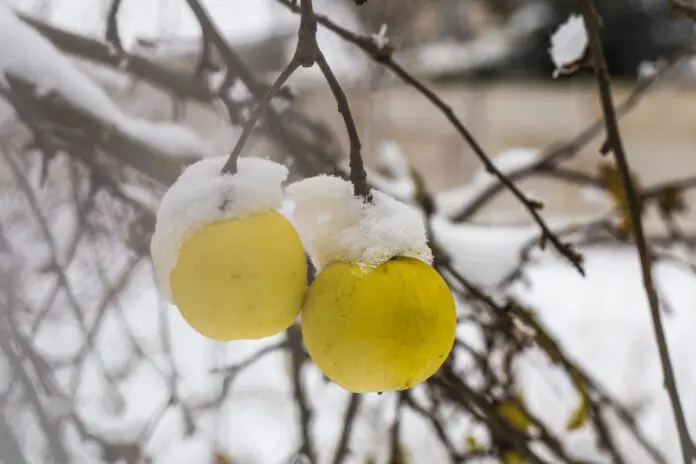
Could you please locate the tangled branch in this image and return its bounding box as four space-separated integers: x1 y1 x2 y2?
2 1 696 463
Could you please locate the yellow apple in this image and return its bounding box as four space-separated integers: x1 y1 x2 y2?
169 211 306 341
301 257 456 393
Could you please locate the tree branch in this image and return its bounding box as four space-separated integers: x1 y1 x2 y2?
331 393 361 464
578 2 696 462
315 51 371 201
105 0 124 53
220 60 300 174
275 0 582 271
287 325 316 463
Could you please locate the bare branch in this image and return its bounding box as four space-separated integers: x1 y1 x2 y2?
275 0 583 272
451 49 691 222
315 51 371 201
331 394 362 464
105 0 124 53
220 60 300 174
0 333 69 464
0 414 30 464
388 393 405 464
287 325 316 463
578 1 696 462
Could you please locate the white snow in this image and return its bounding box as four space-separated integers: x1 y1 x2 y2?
0 4 211 159
432 217 544 287
370 24 390 51
118 118 209 161
154 435 213 464
638 61 659 79
511 247 696 464
377 140 410 181
286 175 433 271
150 155 289 301
436 148 541 218
9 0 276 51
10 0 366 85
8 166 696 462
0 3 122 122
363 140 415 201
549 14 589 78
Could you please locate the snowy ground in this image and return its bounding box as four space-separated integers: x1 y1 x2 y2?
4 126 694 462
18 224 696 463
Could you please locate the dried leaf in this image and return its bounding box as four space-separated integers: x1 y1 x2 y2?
598 161 643 236
394 445 409 464
501 450 527 464
566 368 590 431
464 434 483 452
497 393 532 433
213 452 232 464
566 392 590 431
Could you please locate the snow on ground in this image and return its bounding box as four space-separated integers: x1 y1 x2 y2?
7 146 691 462
78 231 696 463
6 147 696 462
513 247 696 464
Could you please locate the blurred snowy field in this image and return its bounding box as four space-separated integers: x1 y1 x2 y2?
4 145 696 462
8 213 696 463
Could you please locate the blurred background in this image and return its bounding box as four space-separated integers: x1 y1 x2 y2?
3 0 696 463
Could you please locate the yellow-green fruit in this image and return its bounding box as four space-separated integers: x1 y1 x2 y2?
170 211 307 341
301 257 456 393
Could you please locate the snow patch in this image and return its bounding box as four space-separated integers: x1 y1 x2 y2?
549 14 588 78
0 4 210 159
286 175 432 271
154 435 213 464
150 156 289 301
437 148 541 218
118 118 209 161
433 217 541 288
0 3 122 122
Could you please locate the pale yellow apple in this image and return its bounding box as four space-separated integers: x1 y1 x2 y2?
301 257 456 393
169 211 306 341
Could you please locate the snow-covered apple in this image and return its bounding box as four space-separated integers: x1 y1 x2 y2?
287 175 456 393
151 156 306 341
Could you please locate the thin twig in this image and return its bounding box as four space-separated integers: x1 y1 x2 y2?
0 334 69 464
578 1 696 462
275 0 583 272
220 60 300 174
315 51 371 201
287 325 316 463
449 48 690 222
331 393 362 464
105 0 124 53
388 392 405 464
